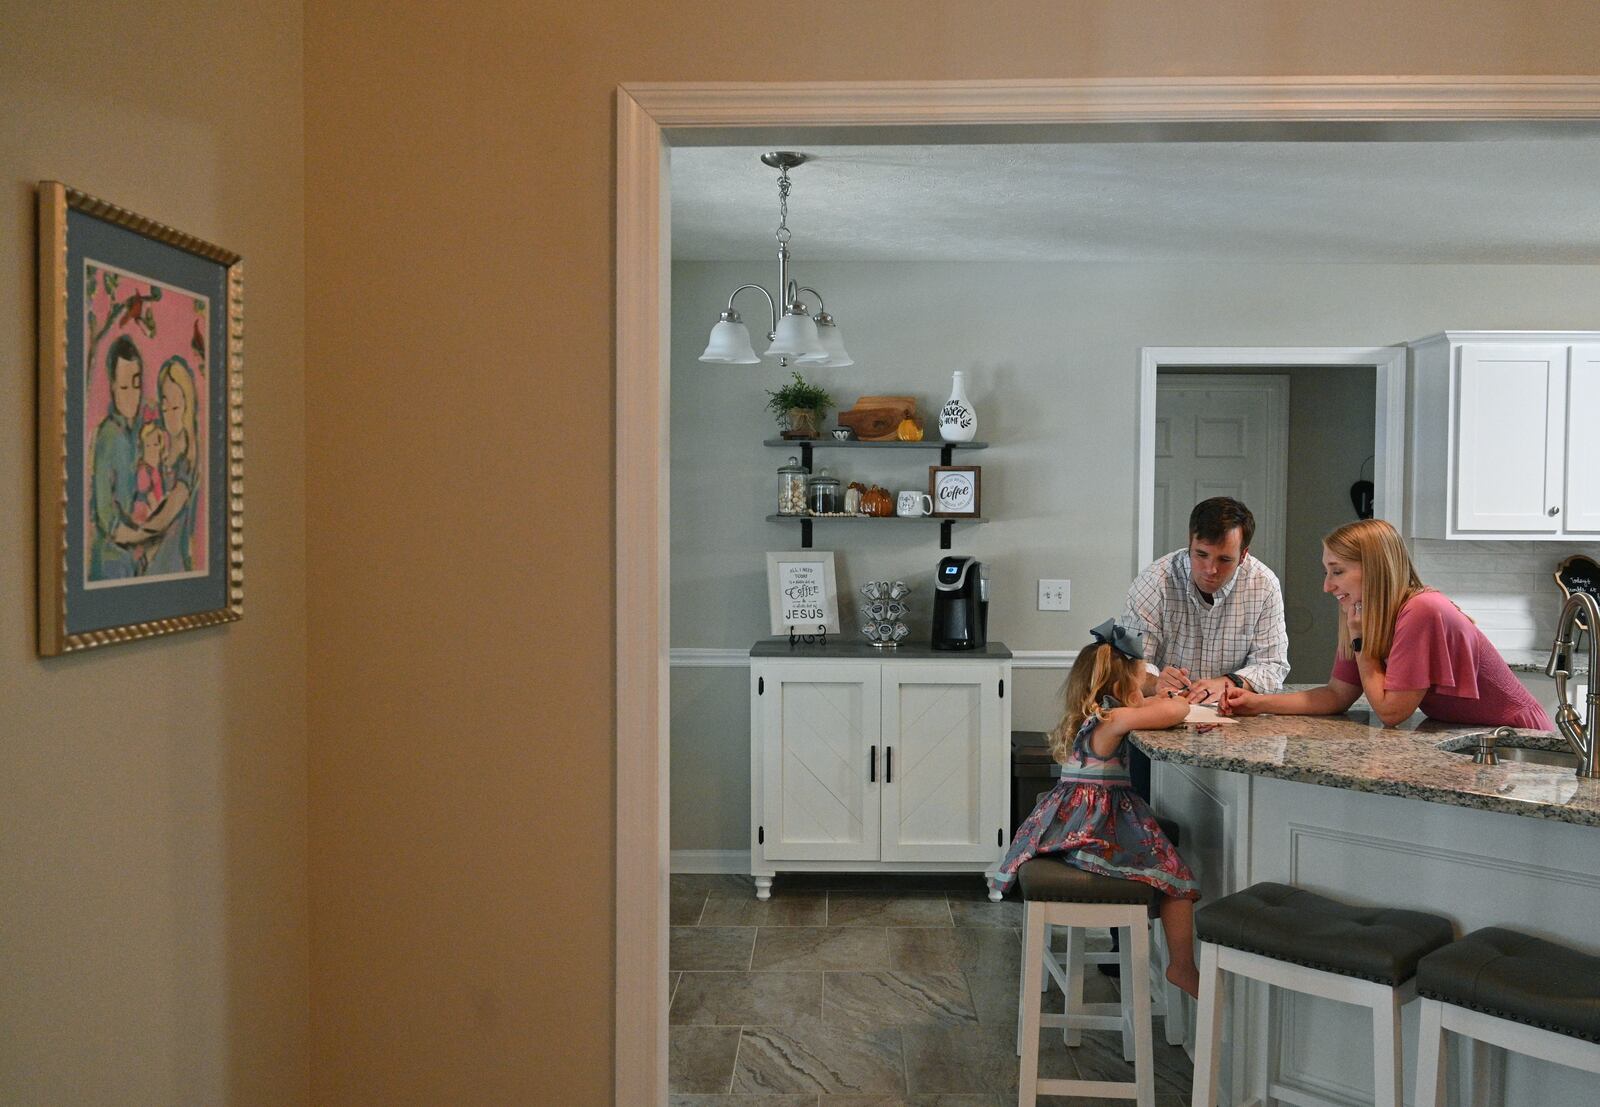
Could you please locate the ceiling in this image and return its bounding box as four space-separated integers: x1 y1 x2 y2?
670 140 1600 265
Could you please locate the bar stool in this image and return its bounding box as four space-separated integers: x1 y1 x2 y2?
1415 927 1600 1106
1191 882 1454 1107
1015 856 1158 1107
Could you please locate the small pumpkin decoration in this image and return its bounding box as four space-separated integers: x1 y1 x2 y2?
861 485 895 517
895 416 924 442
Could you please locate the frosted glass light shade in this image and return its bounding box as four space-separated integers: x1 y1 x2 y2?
765 311 825 361
813 318 853 367
699 319 760 364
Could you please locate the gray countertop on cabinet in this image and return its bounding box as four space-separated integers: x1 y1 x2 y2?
1130 686 1599 827
751 639 1012 660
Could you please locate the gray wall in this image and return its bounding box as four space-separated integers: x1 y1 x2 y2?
669 260 1600 852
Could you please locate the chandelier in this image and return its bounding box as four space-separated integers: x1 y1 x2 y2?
698 152 852 368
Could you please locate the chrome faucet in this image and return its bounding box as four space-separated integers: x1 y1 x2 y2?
1544 591 1600 779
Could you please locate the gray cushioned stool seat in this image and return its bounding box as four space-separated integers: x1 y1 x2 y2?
1196 881 1452 986
1018 856 1156 906
1417 927 1600 1043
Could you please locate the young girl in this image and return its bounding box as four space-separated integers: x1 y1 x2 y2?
990 618 1202 996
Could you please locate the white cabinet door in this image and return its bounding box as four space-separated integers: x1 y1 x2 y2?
1564 345 1600 533
759 664 881 862
1454 344 1565 533
878 664 1003 863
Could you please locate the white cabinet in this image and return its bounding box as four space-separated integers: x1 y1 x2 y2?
1409 332 1600 539
749 648 1011 898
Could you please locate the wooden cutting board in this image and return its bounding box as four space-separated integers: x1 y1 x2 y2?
838 395 917 441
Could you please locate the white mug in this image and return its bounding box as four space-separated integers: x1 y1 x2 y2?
897 491 934 517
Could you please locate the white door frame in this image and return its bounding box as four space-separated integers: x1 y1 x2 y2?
617 80 1600 1104
1137 346 1408 573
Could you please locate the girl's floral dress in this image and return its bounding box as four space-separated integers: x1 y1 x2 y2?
989 706 1199 900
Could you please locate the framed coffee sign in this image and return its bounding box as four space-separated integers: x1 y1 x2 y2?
929 465 981 517
766 550 840 635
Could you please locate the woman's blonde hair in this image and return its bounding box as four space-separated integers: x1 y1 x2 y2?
1324 518 1425 663
1050 642 1145 762
158 356 198 466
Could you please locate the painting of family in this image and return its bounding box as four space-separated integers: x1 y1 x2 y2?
82 261 208 587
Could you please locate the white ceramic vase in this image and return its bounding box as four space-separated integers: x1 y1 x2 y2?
938 370 977 442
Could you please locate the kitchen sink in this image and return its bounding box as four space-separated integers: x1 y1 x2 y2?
1441 733 1581 769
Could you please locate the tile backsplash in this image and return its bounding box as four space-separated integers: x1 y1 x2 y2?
1410 540 1600 653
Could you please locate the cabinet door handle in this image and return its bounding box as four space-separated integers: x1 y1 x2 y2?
1550 506 1561 516
886 746 893 784
869 745 877 783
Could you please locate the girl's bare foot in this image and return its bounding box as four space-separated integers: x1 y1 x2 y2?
1166 962 1200 999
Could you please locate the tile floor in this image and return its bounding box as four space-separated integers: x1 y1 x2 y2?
668 872 1194 1107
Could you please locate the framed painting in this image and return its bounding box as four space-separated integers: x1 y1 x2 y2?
766 551 840 636
37 182 243 656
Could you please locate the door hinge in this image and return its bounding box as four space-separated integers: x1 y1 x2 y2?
758 825 764 844
758 676 764 694
999 678 1005 698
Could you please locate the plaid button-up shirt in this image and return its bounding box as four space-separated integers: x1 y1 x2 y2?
1122 549 1290 693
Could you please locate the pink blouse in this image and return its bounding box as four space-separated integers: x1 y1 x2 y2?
1332 591 1553 730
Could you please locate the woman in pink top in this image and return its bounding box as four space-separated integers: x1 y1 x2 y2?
1219 519 1552 730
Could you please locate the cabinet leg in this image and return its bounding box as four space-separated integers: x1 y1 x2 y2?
753 875 773 901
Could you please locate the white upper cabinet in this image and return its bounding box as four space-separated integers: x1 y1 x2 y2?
1409 333 1600 540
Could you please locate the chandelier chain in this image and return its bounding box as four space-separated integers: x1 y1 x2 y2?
775 167 792 246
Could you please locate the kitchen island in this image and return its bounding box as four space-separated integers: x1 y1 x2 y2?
1131 704 1599 1105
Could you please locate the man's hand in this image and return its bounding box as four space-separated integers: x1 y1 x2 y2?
1185 676 1232 705
1154 666 1192 696
1218 685 1264 716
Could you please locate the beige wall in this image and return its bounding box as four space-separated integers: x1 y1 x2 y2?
302 2 1600 1103
0 3 307 1105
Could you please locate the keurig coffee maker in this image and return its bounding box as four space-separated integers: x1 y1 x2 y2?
932 555 987 650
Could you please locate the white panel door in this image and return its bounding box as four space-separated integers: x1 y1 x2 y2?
1154 375 1289 574
761 664 881 861
1454 344 1565 533
1564 345 1600 533
878 664 1002 863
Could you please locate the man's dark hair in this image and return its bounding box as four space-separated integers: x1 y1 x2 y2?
105 334 143 381
1189 496 1255 551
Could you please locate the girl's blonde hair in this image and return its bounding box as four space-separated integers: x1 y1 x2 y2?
1050 641 1145 762
1324 518 1426 663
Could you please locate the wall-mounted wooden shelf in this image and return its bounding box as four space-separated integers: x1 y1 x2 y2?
766 514 984 551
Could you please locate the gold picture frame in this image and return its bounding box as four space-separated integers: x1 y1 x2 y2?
37 181 244 655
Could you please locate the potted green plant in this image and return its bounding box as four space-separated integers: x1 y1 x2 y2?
765 371 834 439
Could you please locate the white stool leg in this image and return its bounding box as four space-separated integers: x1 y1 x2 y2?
1191 942 1225 1107
1251 980 1275 1107
1018 906 1047 1107
1063 923 1085 1046
1039 920 1051 991
1118 926 1136 1061
1372 986 1404 1107
1415 997 1447 1107
1128 918 1156 1107
1016 901 1030 1057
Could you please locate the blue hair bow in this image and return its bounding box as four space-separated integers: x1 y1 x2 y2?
1090 618 1145 661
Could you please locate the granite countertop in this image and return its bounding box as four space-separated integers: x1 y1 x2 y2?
1129 689 1599 827
751 639 1012 660
1501 647 1587 676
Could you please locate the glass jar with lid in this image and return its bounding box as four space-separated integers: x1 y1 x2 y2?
777 456 809 516
808 468 841 515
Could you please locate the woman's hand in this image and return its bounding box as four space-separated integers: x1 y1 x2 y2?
1218 686 1265 717
1347 599 1364 637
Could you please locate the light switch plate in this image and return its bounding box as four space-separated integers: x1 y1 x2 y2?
1038 579 1071 611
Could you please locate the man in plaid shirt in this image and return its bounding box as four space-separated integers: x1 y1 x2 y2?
1123 496 1289 706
